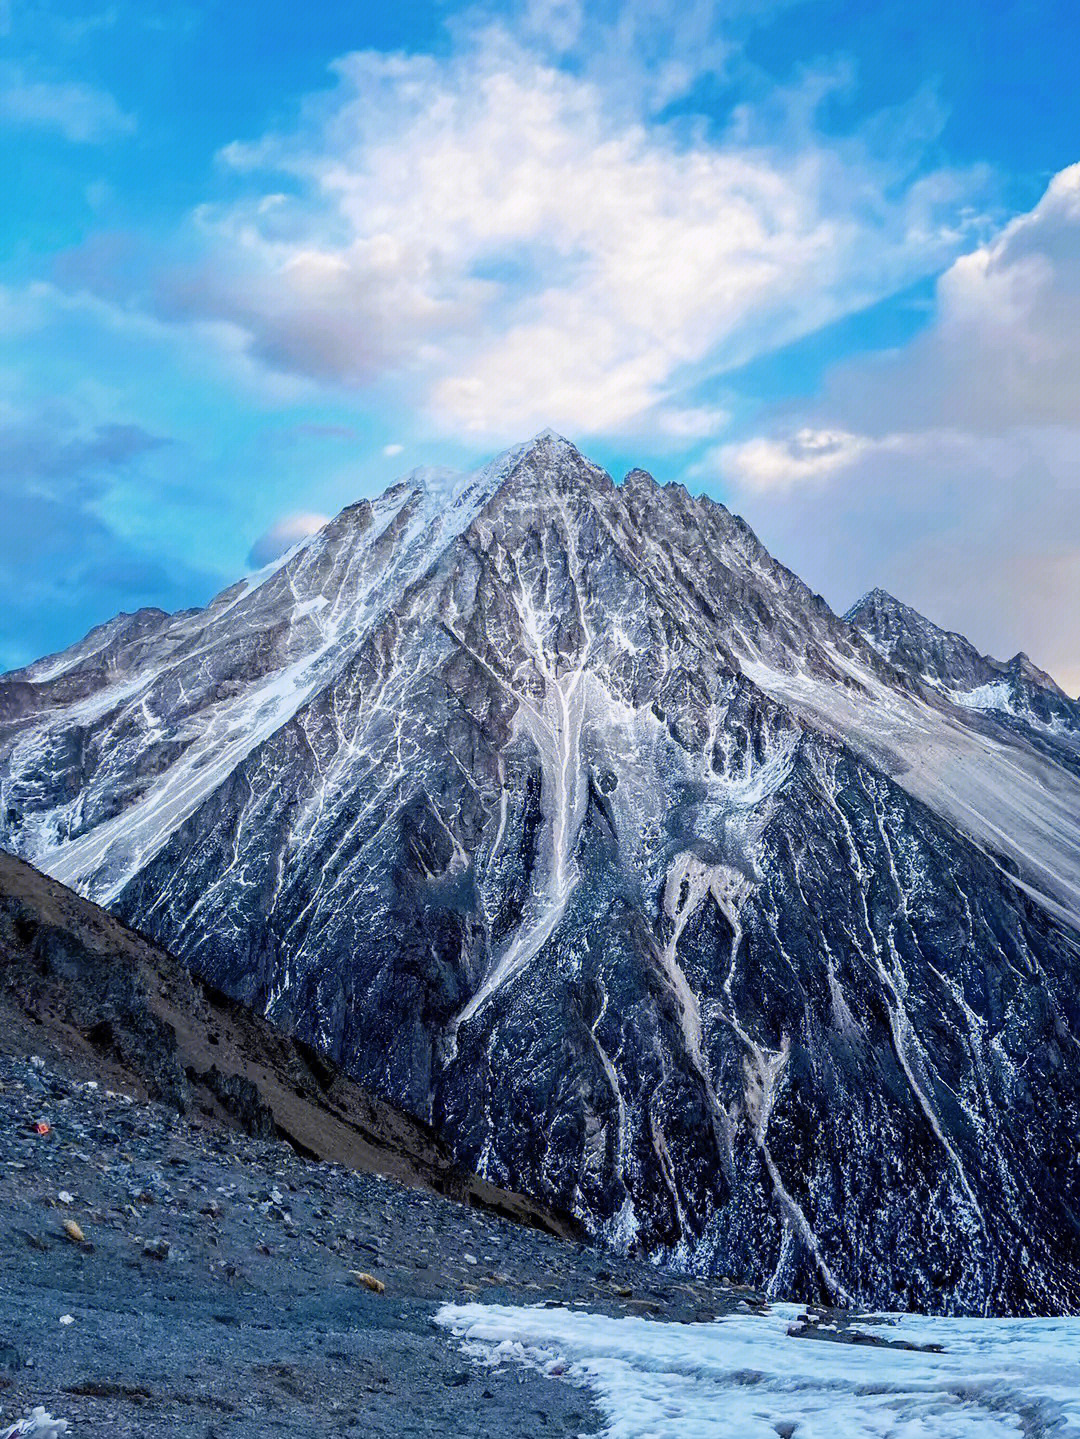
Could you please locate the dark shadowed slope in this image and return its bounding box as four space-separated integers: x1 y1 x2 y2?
0 849 576 1238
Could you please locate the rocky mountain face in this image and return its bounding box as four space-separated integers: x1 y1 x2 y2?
2 432 1080 1314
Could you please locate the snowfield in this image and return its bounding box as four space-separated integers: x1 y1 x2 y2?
437 1302 1080 1438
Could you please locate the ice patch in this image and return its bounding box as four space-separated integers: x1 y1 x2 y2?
952 679 1077 739
1 1411 70 1439
437 1301 1080 1439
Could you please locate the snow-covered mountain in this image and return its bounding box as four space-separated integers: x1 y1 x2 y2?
3 432 1080 1313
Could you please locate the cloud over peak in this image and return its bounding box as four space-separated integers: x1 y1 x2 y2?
109 19 987 442
248 511 330 568
717 427 880 492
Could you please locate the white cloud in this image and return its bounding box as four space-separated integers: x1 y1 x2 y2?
123 19 985 442
0 64 134 143
718 166 1080 691
248 511 329 567
382 442 404 456
802 163 1080 437
715 427 881 492
653 405 730 440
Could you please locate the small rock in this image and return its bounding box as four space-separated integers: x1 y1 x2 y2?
61 1220 85 1245
0 1340 22 1374
348 1271 385 1294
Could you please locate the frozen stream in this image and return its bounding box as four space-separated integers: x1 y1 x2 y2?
438 1301 1080 1438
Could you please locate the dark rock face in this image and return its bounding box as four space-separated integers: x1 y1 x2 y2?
3 433 1080 1313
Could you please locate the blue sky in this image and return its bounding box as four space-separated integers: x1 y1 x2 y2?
3 0 1079 688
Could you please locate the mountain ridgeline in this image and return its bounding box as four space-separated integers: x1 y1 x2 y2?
3 433 1080 1314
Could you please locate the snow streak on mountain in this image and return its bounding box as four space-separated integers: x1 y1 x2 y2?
3 433 1080 1313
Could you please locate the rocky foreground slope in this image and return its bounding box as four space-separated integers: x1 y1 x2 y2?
4 1043 685 1439
3 433 1080 1314
0 850 571 1237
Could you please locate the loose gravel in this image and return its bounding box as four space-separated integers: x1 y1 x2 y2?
0 1055 764 1437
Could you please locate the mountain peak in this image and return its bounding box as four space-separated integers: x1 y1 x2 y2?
4 433 1080 1315
487 429 585 475
529 426 576 448
515 428 598 476
845 587 914 623
847 589 1075 718
1007 650 1068 698
846 587 993 691
856 586 893 606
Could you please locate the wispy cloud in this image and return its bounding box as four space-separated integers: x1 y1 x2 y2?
42 12 987 443
248 511 329 567
193 28 984 440
0 63 134 143
714 427 883 492
1 415 167 497
0 407 216 672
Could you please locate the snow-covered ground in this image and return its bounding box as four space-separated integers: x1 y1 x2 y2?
437 1301 1080 1438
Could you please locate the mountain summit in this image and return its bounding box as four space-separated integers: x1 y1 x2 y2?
3 434 1080 1312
